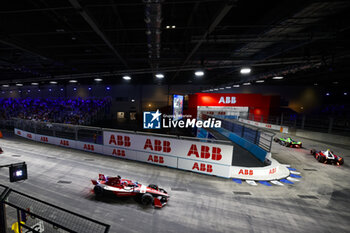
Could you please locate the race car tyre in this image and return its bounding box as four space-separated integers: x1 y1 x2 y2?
317 155 325 163
286 143 291 147
148 184 158 190
94 185 104 196
141 193 154 205
310 149 316 155
337 157 344 165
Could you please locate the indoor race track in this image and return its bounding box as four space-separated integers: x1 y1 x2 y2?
1 132 349 233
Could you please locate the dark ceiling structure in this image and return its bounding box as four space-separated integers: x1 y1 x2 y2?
0 0 349 87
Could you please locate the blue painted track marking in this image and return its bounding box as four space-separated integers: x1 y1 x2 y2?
280 179 294 184
259 181 272 186
290 174 302 178
232 178 242 184
287 167 297 171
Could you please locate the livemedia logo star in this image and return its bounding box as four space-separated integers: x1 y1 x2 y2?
143 110 162 129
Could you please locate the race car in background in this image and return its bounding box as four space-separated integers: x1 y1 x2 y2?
274 137 302 148
310 149 344 165
91 174 169 208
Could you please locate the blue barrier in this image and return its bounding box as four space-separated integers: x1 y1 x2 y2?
214 127 268 162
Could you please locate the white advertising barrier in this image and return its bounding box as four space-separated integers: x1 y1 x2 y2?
103 131 233 166
238 118 289 133
230 158 290 181
76 141 103 154
178 158 231 177
35 134 58 145
15 129 35 140
53 137 77 149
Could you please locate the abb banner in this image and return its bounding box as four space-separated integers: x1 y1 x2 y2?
35 134 57 144
15 129 35 141
238 118 289 133
103 131 233 166
76 141 103 154
178 158 231 177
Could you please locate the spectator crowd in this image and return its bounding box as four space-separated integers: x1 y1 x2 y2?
0 97 111 125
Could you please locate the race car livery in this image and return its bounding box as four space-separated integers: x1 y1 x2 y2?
274 137 302 148
310 149 344 165
91 174 169 208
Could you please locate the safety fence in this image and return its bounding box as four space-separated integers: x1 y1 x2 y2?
247 113 350 136
0 184 110 233
201 114 275 152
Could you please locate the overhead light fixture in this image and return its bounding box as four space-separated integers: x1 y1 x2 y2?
333 81 339 84
240 68 251 74
69 80 77 83
344 92 347 96
16 83 23 86
314 83 318 86
194 71 204 77
50 81 57 84
72 36 76 40
243 82 251 85
172 25 176 29
256 80 265 83
88 87 92 91
166 25 170 29
27 90 30 93
155 73 164 79
2 84 9 87
226 86 231 89
94 78 103 82
49 88 52 92
123 75 131 80
60 88 64 91
233 85 240 88
272 76 284 80
73 87 77 91
131 99 135 102
106 86 111 91
31 82 39 86
326 92 330 96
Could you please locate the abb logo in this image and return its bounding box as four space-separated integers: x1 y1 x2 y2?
60 140 69 146
112 149 125 157
187 144 222 161
238 169 253 175
147 155 164 164
192 162 213 173
265 124 271 128
84 144 95 151
27 134 32 139
40 137 48 142
109 135 131 147
218 96 236 104
17 131 21 135
144 139 171 153
269 168 276 174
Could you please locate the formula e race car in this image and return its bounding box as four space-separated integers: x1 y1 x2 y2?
310 149 344 165
91 174 169 208
274 137 302 148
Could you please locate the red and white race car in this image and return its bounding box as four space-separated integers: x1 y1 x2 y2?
91 174 169 208
310 149 344 165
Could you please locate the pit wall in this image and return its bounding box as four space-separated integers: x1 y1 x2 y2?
238 118 289 133
14 128 289 180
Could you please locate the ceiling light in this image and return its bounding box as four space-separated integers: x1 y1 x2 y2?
166 25 170 29
69 80 77 83
88 87 92 91
195 71 204 77
49 89 52 92
72 37 76 40
344 92 347 96
326 92 330 96
16 83 23 86
106 86 111 90
214 88 219 91
2 84 9 87
256 80 265 83
226 86 231 89
272 76 284 80
314 83 318 86
73 87 77 91
31 82 39 86
243 82 251 85
60 88 64 91
155 73 164 79
27 90 30 92
123 75 131 80
233 85 240 88
50 81 57 84
94 78 103 82
131 99 135 102
333 81 339 84
172 25 176 29
240 68 251 74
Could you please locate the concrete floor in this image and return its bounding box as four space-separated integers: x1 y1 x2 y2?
0 132 350 233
